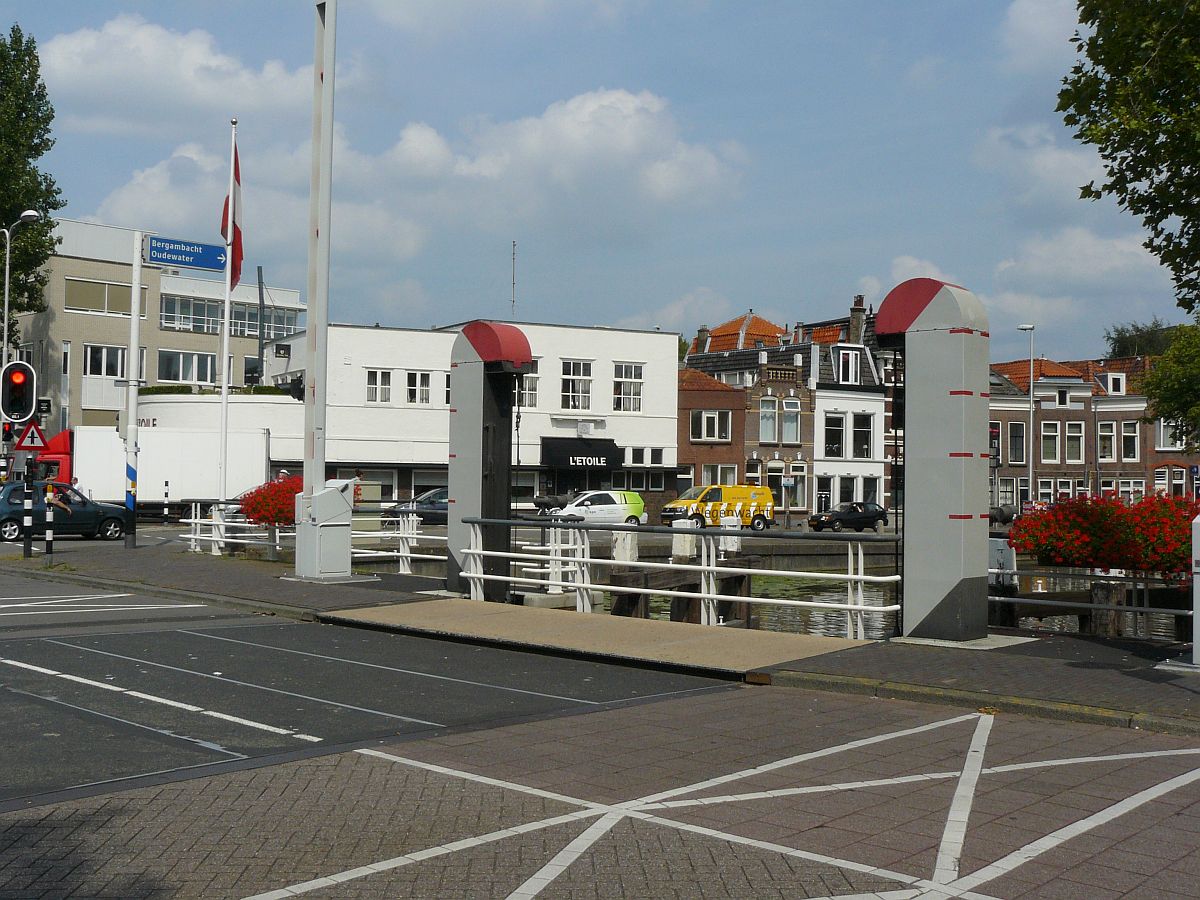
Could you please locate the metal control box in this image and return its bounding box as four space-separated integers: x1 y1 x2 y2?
295 478 355 578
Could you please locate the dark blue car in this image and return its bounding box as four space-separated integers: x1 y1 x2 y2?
0 481 131 541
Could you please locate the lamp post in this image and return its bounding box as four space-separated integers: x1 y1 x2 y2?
1018 323 1035 511
2 210 41 368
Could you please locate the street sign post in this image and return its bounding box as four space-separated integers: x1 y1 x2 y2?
143 236 227 272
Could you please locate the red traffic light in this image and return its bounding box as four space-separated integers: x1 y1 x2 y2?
0 361 36 422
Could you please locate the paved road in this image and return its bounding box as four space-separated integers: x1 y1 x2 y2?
0 573 731 808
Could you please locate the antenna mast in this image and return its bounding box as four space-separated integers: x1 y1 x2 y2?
511 240 517 317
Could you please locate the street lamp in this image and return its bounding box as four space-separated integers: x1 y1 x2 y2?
2 210 41 368
1017 323 1035 511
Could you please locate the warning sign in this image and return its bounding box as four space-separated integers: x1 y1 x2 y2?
13 421 47 451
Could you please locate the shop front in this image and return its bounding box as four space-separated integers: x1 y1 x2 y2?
539 436 622 496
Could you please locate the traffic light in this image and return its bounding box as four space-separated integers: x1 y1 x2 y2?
0 361 36 423
1 423 12 443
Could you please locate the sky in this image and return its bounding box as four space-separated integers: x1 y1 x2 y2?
8 1 1183 362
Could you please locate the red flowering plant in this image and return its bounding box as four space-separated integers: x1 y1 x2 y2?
1008 493 1200 586
239 476 303 526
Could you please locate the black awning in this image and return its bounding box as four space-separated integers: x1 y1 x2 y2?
541 436 622 470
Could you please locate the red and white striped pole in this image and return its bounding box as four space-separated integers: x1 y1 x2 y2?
22 469 32 559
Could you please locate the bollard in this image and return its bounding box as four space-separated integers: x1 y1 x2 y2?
22 469 33 559
44 485 53 561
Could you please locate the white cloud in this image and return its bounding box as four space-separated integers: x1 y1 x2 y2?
981 290 1081 327
904 56 943 88
360 0 625 34
888 255 957 286
42 15 315 137
856 276 883 305
615 287 732 335
1000 0 1079 73
995 227 1165 288
974 124 1102 208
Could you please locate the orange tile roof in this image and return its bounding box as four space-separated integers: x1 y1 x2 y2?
809 324 843 344
689 312 785 353
990 359 1084 393
678 368 738 392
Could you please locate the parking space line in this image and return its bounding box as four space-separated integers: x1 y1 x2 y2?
0 656 323 743
933 713 994 884
43 639 444 727
180 630 603 705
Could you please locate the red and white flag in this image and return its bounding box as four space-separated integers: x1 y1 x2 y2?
220 144 243 289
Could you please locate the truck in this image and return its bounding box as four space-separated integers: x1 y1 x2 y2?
34 426 271 518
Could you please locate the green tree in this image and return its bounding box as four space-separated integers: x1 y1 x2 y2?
0 23 63 341
1104 316 1178 357
1141 323 1200 449
1057 1 1200 312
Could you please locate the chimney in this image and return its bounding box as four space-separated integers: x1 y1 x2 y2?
849 294 866 344
793 322 802 344
695 324 711 354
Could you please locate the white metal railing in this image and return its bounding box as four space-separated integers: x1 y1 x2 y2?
350 510 447 573
182 500 290 555
462 517 900 639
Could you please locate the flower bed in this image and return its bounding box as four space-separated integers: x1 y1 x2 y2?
1008 494 1200 587
239 475 303 526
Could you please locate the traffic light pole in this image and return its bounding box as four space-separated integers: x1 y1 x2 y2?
21 466 31 559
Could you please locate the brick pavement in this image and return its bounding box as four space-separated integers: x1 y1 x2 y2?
2 687 1199 898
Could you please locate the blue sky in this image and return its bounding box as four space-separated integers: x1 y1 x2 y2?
11 1 1181 361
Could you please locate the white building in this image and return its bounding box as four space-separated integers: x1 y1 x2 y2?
138 321 680 512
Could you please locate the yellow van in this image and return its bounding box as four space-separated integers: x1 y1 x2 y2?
661 484 775 531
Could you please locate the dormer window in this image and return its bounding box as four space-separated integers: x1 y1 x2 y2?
837 349 859 385
1108 373 1125 395
1056 389 1069 407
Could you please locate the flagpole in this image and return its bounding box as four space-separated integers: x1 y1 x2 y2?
218 117 237 533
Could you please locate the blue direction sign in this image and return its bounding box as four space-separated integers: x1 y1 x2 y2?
144 235 227 272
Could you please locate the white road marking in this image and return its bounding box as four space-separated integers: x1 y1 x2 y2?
0 656 322 743
0 593 133 605
180 630 603 705
933 714 994 883
944 763 1200 896
254 714 1200 900
1 605 206 617
43 639 444 727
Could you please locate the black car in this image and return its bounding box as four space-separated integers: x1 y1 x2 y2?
808 501 888 533
0 480 131 541
383 486 449 525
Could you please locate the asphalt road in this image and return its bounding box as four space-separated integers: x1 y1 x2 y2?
0 572 731 809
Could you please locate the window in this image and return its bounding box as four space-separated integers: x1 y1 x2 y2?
701 464 737 485
612 362 643 412
1108 373 1125 395
84 344 127 378
649 470 664 491
789 462 807 508
160 295 221 333
445 373 451 405
1065 421 1084 464
862 476 879 505
1057 478 1073 499
1098 421 1116 462
65 278 146 317
366 369 391 403
1008 421 1025 465
824 413 845 458
1056 389 1069 407
781 399 800 443
1100 478 1116 497
1041 421 1060 463
998 478 1016 506
631 447 645 465
837 350 859 384
690 410 731 441
1018 477 1030 505
515 359 538 408
561 360 591 410
676 465 694 494
839 476 856 503
158 350 217 385
1038 478 1054 503
61 340 70 376
852 413 872 459
407 371 431 404
1157 419 1186 450
1121 421 1139 461
759 397 777 443
745 458 761 485
1118 479 1145 501
650 448 663 465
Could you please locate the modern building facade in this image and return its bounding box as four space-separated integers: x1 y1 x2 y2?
18 219 305 433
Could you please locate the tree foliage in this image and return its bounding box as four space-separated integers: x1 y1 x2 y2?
0 23 63 336
1104 316 1178 357
1057 1 1200 312
1141 323 1200 449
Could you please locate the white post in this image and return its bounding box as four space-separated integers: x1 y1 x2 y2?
218 119 237 524
125 230 143 548
1192 513 1200 666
